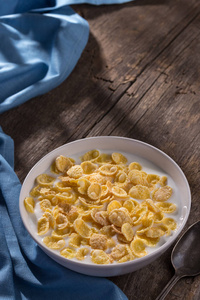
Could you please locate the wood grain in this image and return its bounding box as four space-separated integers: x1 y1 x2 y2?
0 0 199 299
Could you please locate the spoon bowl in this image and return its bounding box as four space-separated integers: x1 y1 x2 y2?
156 220 200 300
172 220 200 277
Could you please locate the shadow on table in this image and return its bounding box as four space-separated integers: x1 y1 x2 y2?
72 0 169 20
1 0 198 181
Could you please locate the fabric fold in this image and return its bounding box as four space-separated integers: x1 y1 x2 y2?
0 4 89 114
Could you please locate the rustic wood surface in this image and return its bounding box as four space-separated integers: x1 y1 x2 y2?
1 0 200 299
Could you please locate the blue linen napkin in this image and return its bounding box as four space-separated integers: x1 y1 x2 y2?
0 3 89 114
0 0 133 114
0 127 128 300
0 2 132 298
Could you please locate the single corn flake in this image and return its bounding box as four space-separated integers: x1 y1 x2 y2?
153 211 165 223
39 199 52 211
59 176 78 186
141 199 159 213
43 236 65 250
66 206 79 223
107 200 122 213
99 225 116 237
117 234 130 244
129 185 150 200
90 233 107 250
43 210 56 229
76 247 89 260
55 155 73 173
111 186 128 198
24 197 35 213
110 244 128 261
145 227 165 238
146 174 160 185
67 165 83 179
128 170 148 186
100 185 109 198
57 201 70 214
55 182 72 192
152 186 172 202
37 217 50 235
78 197 102 209
52 226 73 238
91 249 110 264
107 238 116 248
81 161 97 174
121 223 134 241
109 208 132 227
111 224 122 235
123 199 139 213
39 187 56 199
115 171 127 184
112 152 127 164
77 178 91 194
157 223 171 236
60 247 76 259
94 153 112 164
136 217 154 235
36 174 55 186
56 190 76 204
156 202 177 214
160 176 168 186
87 182 102 200
81 150 100 162
130 238 147 257
128 162 142 171
92 210 110 226
118 246 135 263
99 164 118 176
55 213 69 230
135 234 160 247
69 233 84 248
74 218 92 238
163 217 177 230
85 173 107 185
133 206 148 225
50 196 58 206
30 185 41 197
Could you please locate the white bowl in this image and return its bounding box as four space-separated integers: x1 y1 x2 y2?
19 136 191 277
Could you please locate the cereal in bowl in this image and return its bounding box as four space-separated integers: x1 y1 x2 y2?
24 150 177 264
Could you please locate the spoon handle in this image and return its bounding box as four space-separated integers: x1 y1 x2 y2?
155 273 182 300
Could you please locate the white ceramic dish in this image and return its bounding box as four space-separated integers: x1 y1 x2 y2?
19 136 191 277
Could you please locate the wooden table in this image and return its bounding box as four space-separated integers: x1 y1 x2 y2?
1 0 200 299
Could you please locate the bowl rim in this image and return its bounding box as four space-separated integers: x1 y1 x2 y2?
19 136 191 270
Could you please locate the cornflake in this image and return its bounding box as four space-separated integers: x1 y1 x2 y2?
43 236 65 249
24 149 177 264
37 217 50 235
90 233 107 250
24 197 35 213
60 247 76 259
55 155 73 173
91 249 110 264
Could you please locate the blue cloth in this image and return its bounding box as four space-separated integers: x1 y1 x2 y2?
0 0 132 114
0 2 132 298
0 127 128 300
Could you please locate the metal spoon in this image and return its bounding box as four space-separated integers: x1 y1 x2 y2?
156 220 200 300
